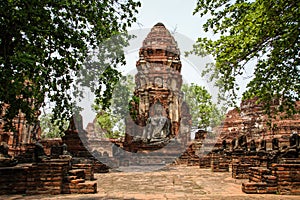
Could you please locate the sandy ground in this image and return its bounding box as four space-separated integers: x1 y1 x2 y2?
1 165 300 200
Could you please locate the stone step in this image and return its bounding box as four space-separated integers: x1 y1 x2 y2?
62 181 97 194
70 178 85 184
242 182 277 194
66 175 77 181
68 169 85 179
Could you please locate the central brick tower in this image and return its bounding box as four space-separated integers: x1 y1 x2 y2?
124 23 185 150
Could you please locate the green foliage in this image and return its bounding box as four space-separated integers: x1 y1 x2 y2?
39 113 69 138
0 0 141 130
192 0 299 116
94 75 135 139
82 33 136 111
182 83 225 130
129 95 140 120
95 111 121 139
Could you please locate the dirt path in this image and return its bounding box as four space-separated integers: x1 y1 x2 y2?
2 166 300 200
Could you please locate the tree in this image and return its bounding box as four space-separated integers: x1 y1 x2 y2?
192 0 299 116
0 0 141 131
94 75 135 139
39 113 69 138
182 83 225 131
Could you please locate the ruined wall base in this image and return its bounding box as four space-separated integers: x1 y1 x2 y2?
242 159 300 195
0 158 97 195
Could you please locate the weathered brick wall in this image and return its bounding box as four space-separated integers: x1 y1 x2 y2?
199 154 212 168
27 159 70 195
175 142 201 166
231 156 261 179
215 98 300 146
0 164 30 194
40 138 62 155
242 160 300 195
273 163 300 195
211 154 229 172
0 158 97 195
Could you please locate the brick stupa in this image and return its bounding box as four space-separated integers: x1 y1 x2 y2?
124 23 188 151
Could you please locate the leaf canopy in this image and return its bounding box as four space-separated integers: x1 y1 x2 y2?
192 0 300 116
182 83 225 130
0 0 141 130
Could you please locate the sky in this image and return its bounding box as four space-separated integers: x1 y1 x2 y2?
130 0 208 41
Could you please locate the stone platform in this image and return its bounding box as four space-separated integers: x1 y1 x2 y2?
1 166 300 200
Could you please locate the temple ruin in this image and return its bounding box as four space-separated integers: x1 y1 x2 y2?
0 21 299 197
0 104 41 157
176 97 300 195
123 22 190 151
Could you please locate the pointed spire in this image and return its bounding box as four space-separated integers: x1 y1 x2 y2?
140 22 180 57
